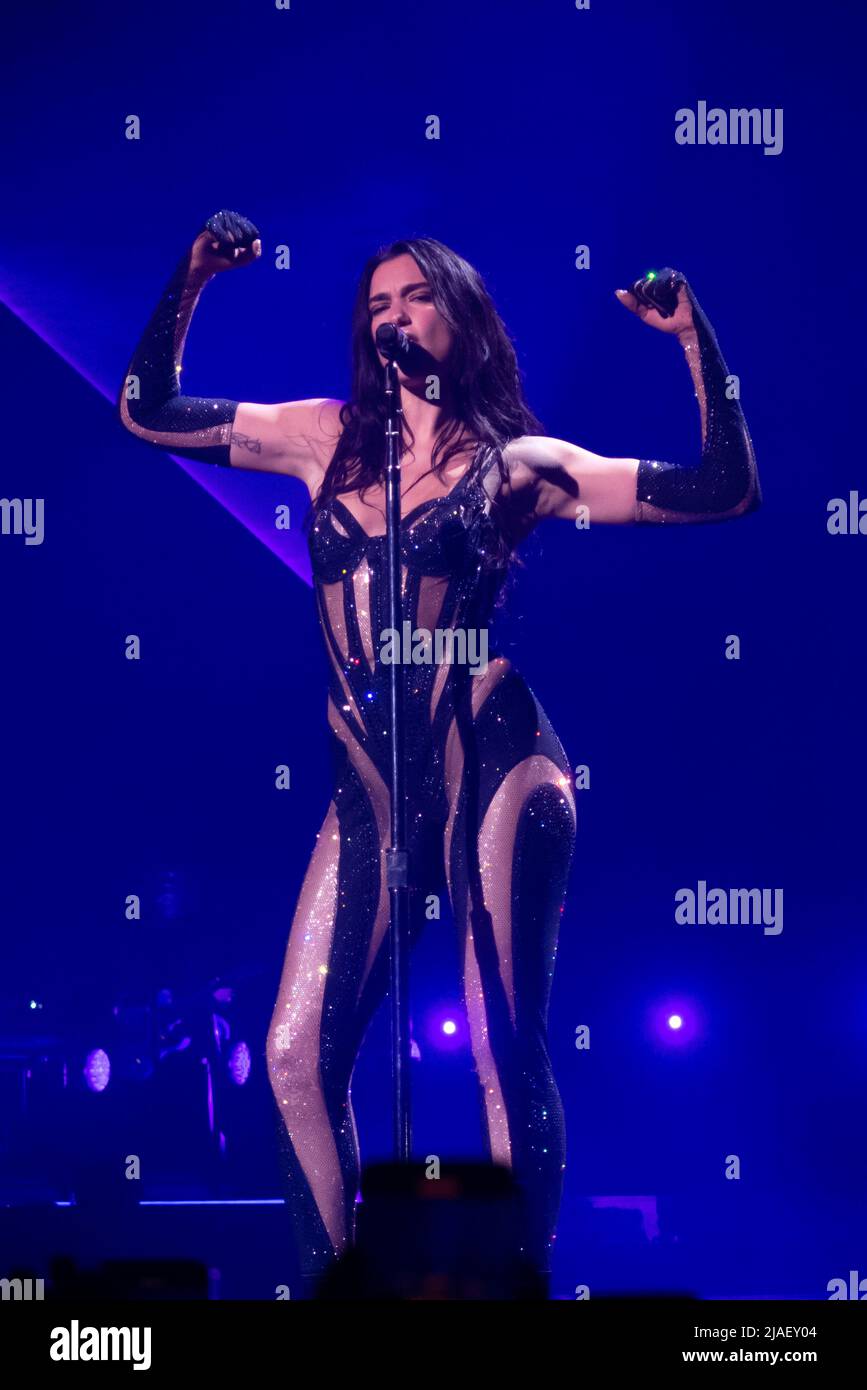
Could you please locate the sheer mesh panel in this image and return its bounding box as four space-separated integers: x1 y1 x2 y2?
273 449 578 1280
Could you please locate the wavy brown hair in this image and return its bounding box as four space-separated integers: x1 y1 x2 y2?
305 237 546 572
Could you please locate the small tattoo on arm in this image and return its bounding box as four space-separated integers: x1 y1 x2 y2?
231 431 263 454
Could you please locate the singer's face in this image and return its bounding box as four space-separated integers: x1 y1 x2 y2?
368 254 453 376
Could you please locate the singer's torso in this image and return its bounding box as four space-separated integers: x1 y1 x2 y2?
307 443 515 826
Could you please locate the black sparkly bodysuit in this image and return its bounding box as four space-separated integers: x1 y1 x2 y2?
268 447 578 1278
117 213 760 1288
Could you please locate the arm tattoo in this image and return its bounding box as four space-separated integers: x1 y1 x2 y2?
230 431 263 454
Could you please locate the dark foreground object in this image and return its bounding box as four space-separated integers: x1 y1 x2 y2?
312 1160 548 1300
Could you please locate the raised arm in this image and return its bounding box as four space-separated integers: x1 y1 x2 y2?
117 208 343 483
501 268 761 526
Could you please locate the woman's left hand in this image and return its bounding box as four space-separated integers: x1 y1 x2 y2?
615 267 695 337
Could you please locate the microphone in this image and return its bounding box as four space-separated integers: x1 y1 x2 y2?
375 322 417 368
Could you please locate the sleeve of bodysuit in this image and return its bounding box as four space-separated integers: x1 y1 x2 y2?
117 210 259 465
629 267 762 523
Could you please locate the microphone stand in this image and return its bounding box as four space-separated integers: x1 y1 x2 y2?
382 354 412 1161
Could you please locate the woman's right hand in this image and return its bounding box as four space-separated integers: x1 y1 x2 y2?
190 209 262 276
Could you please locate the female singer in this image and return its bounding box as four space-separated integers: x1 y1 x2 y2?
118 209 761 1293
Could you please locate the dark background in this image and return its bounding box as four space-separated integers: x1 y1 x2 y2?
1 0 864 1297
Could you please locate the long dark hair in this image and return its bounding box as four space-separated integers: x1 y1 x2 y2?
305 237 546 572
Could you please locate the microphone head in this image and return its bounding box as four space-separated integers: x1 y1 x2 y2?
375 322 410 358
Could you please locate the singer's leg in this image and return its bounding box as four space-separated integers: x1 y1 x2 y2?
265 724 436 1283
444 660 576 1272
266 736 391 1279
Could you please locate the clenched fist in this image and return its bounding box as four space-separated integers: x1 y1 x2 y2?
190 209 262 276
615 267 696 338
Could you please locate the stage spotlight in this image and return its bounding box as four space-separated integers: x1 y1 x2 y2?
227 1040 251 1086
646 996 705 1049
82 1047 110 1093
424 1005 465 1052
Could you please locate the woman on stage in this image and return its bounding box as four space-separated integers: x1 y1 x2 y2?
118 209 761 1292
